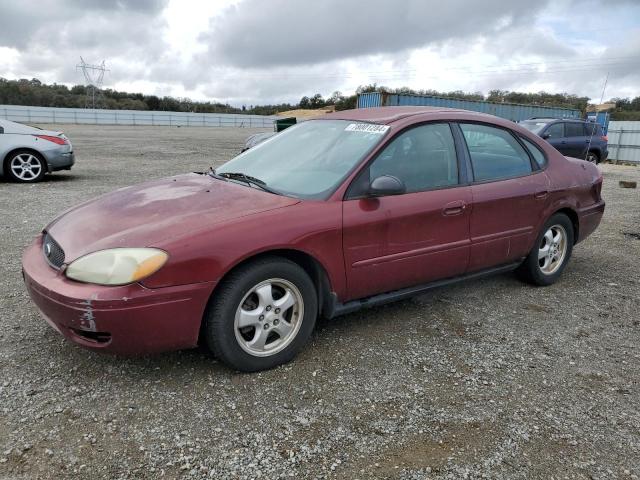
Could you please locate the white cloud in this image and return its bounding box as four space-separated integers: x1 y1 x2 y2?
0 0 638 105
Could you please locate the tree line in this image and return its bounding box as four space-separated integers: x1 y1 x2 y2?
1 77 639 120
607 97 640 121
0 78 296 115
303 85 640 120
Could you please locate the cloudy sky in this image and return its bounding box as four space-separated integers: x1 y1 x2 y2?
0 0 639 106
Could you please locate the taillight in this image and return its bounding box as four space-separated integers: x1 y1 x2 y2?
601 135 608 142
34 135 68 145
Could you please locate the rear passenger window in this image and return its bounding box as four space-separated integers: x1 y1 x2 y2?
369 123 459 193
460 123 532 182
565 123 585 137
520 137 547 168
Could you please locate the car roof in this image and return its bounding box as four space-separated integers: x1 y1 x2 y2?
320 106 478 125
524 117 585 123
522 118 557 122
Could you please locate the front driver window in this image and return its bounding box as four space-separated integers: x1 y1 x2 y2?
545 123 564 138
369 123 459 193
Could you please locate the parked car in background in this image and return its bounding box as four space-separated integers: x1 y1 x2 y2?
241 131 277 152
23 107 605 372
0 119 74 183
241 117 297 152
518 118 608 164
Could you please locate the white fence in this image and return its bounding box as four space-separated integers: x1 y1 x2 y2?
608 121 640 164
0 105 276 128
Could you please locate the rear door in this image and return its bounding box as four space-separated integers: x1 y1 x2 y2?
342 122 472 301
458 123 550 272
564 122 588 158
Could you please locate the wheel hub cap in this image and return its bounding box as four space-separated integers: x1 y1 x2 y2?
10 154 42 180
538 224 568 275
234 278 304 357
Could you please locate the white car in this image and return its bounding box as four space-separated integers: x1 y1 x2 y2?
0 119 75 183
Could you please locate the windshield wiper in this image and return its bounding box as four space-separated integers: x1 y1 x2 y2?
212 170 280 195
207 167 226 180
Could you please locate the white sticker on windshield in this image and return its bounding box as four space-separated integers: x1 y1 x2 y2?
344 123 389 134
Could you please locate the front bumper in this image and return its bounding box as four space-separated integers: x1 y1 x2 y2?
22 235 215 355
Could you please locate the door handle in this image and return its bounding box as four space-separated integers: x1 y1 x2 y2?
534 189 549 199
442 200 466 216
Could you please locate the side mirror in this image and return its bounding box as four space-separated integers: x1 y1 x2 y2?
368 175 406 197
541 133 551 139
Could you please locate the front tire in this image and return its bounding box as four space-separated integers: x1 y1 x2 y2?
5 150 46 183
204 256 318 372
517 213 574 286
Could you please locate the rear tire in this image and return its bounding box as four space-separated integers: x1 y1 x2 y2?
204 256 318 372
5 150 46 183
517 213 574 286
586 151 599 164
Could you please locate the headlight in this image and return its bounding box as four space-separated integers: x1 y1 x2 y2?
65 248 168 286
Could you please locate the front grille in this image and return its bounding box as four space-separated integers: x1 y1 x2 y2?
42 232 65 269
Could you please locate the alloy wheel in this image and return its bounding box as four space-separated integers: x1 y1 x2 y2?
10 153 43 181
234 278 304 357
538 224 568 275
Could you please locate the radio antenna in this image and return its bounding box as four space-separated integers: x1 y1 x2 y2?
585 72 609 161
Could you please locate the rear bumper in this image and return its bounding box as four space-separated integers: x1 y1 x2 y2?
22 235 215 355
43 150 75 171
576 200 605 243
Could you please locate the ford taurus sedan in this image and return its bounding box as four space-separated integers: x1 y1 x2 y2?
1 119 74 182
22 107 605 371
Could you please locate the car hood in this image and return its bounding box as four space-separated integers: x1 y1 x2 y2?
45 173 299 262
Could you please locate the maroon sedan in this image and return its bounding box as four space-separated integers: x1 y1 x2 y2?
22 107 605 371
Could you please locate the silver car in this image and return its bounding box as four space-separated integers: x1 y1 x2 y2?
0 119 75 183
241 131 277 152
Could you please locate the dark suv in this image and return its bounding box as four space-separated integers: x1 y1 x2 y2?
518 118 608 164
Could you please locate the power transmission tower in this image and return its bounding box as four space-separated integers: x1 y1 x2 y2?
76 57 109 109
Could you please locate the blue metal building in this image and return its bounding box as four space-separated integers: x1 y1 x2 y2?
586 111 611 134
357 92 582 122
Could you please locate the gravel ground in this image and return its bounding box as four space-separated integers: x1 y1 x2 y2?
1 125 639 480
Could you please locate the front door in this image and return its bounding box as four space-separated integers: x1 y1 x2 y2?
342 123 471 301
542 122 569 155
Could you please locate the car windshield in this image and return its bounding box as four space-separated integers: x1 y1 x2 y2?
216 120 388 199
518 121 549 134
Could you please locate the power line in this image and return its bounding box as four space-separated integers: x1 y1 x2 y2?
202 55 640 80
